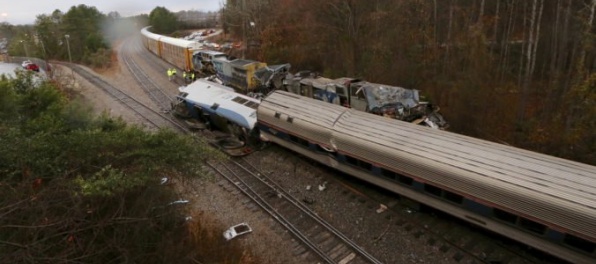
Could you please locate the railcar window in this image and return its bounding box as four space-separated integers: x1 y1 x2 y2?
344 156 372 170
424 184 442 197
289 135 309 147
244 101 258 109
346 156 358 166
493 208 517 224
232 97 248 104
398 175 413 186
519 218 546 235
443 190 464 204
564 234 596 253
287 117 294 123
381 168 397 180
359 161 372 170
274 112 281 119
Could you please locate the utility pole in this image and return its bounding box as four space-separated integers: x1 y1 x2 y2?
64 34 72 64
20 40 29 57
64 34 74 78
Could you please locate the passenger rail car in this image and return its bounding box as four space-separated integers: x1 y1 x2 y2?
141 26 203 72
174 78 260 145
257 91 596 264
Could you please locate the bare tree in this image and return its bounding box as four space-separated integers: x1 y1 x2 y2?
517 0 544 124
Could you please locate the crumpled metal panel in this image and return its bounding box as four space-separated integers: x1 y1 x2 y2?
254 64 291 88
358 82 419 109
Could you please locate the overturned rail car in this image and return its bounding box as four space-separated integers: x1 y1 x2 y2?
173 78 261 155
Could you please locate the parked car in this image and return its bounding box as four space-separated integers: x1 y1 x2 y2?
22 60 40 72
223 223 252 241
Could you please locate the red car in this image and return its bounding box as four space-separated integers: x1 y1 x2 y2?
22 60 40 72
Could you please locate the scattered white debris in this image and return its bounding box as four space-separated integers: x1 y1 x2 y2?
185 216 193 221
160 177 169 185
376 204 388 213
338 252 356 264
306 185 312 191
168 200 189 205
318 181 328 191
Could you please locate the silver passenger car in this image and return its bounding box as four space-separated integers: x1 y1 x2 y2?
257 91 596 264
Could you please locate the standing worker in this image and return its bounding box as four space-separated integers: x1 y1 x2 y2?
172 68 177 82
167 68 173 81
183 70 187 84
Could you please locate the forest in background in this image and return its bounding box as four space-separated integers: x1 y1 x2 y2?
223 0 595 165
0 1 593 165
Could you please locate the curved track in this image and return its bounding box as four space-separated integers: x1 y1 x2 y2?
65 63 185 132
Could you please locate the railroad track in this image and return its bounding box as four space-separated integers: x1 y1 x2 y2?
207 157 384 264
121 53 174 112
65 63 186 132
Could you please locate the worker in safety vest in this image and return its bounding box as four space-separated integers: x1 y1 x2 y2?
182 71 187 83
167 68 173 81
190 72 195 82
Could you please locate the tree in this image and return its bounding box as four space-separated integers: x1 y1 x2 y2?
148 7 179 34
57 5 109 63
0 72 218 263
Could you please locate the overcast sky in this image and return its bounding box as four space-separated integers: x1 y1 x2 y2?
0 0 223 25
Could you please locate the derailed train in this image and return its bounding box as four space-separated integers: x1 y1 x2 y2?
174 78 596 264
140 26 448 130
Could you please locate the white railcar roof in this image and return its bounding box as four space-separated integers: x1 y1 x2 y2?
260 91 596 240
194 50 226 56
141 26 162 41
142 26 203 50
179 79 259 130
159 35 203 49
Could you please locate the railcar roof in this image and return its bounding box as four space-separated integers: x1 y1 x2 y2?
159 35 203 49
193 50 226 56
141 26 162 40
180 79 259 129
230 59 259 67
142 26 202 49
299 76 337 90
337 109 596 207
260 91 596 239
260 91 345 128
